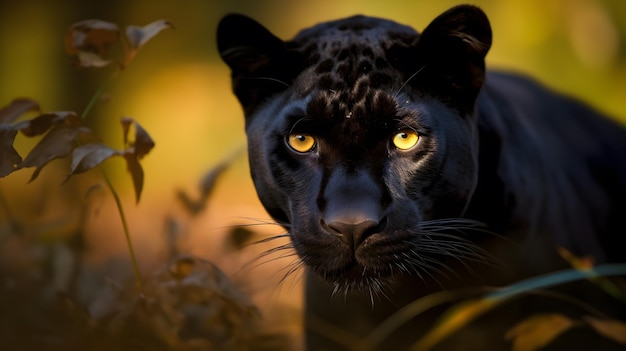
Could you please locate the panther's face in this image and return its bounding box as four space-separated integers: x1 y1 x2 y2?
218 5 492 292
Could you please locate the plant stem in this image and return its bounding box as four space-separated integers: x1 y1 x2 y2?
102 169 143 288
81 70 119 120
81 68 143 288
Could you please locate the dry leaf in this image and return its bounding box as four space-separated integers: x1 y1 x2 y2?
121 117 155 159
19 112 96 182
119 117 154 202
123 152 144 203
1 110 94 178
169 256 196 280
77 51 112 68
65 19 119 68
0 98 40 124
0 126 22 177
0 98 41 176
19 111 81 137
66 143 118 179
505 314 574 351
177 151 239 215
585 316 626 344
125 20 173 50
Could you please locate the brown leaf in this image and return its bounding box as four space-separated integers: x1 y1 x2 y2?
66 143 118 180
121 116 132 145
76 51 112 68
123 153 144 203
65 19 119 68
585 316 626 344
177 157 233 215
505 314 574 351
168 256 196 280
125 20 173 50
121 117 154 159
0 98 40 124
180 150 242 215
20 113 96 182
1 111 82 178
118 117 154 202
19 112 81 137
0 126 23 177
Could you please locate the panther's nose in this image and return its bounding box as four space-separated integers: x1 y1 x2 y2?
325 216 385 250
321 168 387 250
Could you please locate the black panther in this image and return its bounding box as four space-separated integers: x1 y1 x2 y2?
217 5 626 350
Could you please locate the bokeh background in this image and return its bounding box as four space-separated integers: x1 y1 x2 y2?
1 0 625 348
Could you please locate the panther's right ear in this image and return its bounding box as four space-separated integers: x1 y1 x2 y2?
217 14 303 115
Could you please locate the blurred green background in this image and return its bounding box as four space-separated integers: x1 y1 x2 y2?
0 0 625 302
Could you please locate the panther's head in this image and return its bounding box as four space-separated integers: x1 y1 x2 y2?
218 5 492 292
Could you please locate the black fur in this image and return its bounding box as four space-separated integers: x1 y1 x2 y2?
218 5 626 350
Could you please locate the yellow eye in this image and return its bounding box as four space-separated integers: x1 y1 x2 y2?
287 134 316 153
392 130 419 150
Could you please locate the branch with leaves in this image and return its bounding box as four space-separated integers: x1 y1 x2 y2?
0 18 172 288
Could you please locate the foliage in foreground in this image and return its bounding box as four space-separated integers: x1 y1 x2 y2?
0 17 291 351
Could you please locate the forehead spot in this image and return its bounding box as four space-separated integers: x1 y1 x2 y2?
370 72 392 89
357 60 373 74
375 57 389 70
315 59 335 74
317 74 335 90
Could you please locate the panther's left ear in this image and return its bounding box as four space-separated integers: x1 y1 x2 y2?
415 5 492 114
217 14 303 116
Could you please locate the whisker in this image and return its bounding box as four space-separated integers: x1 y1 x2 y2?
419 218 515 243
239 241 295 272
409 249 459 279
419 237 500 273
417 244 483 280
393 64 427 98
277 258 306 287
229 216 292 228
249 233 291 245
405 250 447 289
239 76 291 89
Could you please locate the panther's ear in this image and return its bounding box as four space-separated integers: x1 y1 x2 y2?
217 14 303 115
415 5 492 114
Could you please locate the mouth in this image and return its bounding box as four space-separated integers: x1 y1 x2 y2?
315 260 400 294
306 234 418 292
293 218 494 294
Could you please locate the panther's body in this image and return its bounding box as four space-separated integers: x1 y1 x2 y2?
218 5 626 350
